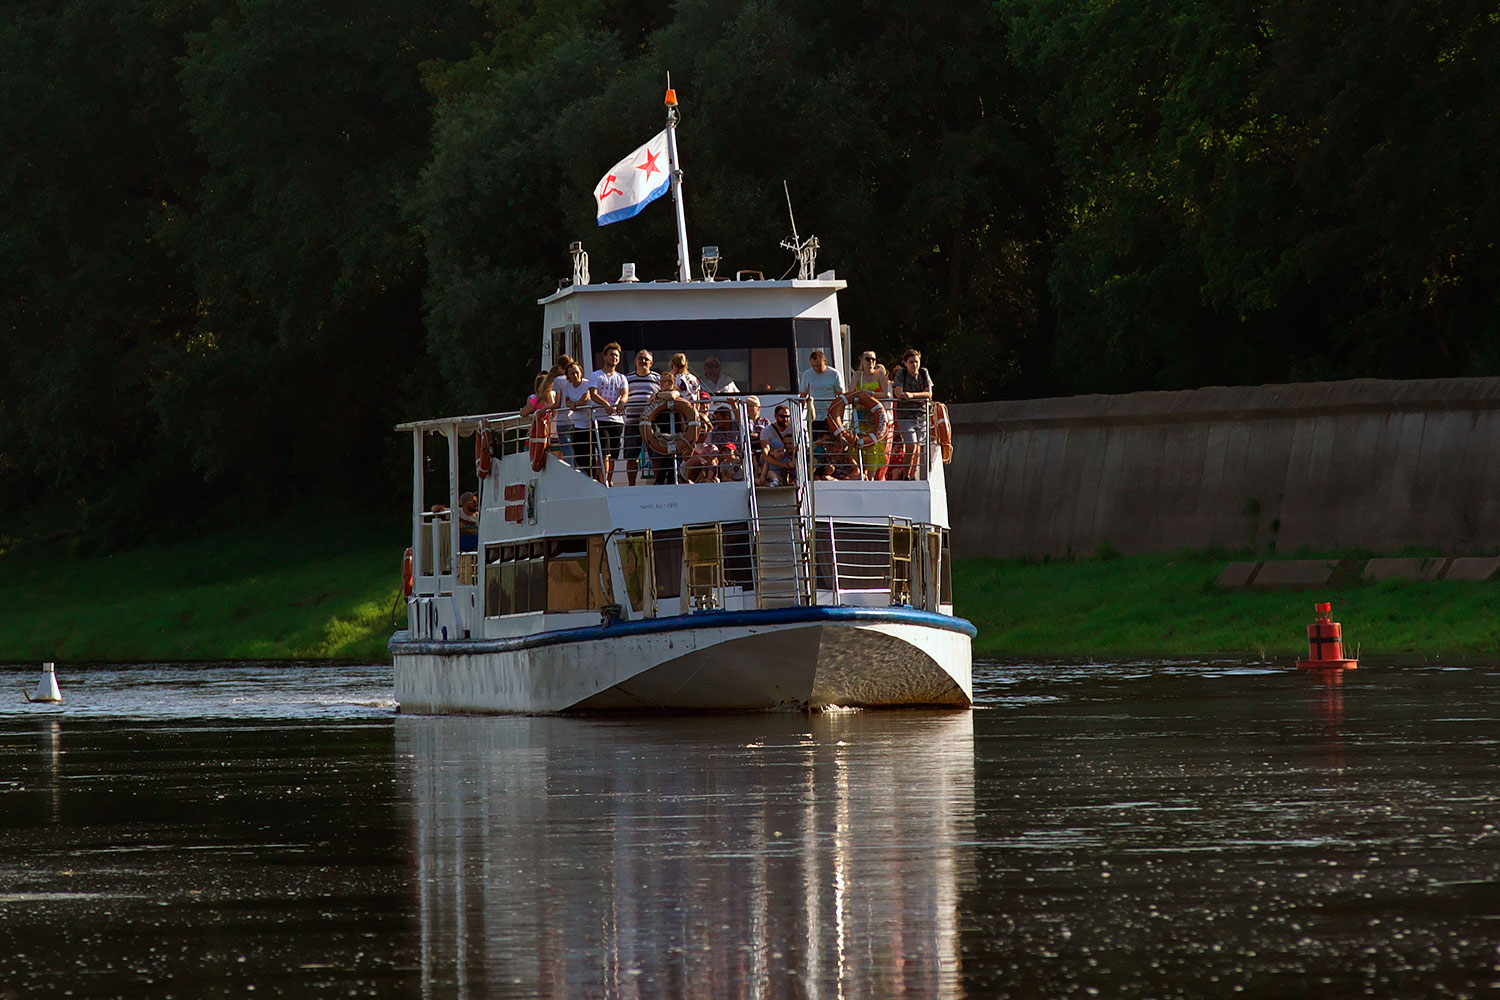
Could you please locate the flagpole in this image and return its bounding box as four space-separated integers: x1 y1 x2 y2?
663 86 693 282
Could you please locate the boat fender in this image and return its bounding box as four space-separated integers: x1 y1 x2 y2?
930 401 954 463
641 395 703 456
827 390 887 447
529 410 550 472
401 547 414 598
476 421 493 479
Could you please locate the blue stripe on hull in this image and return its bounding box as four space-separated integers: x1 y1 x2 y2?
390 605 975 657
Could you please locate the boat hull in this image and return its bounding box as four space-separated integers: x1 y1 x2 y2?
391 608 973 714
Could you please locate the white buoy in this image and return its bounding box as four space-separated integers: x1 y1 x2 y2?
25 662 62 703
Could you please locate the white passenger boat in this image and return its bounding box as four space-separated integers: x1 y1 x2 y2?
389 91 972 713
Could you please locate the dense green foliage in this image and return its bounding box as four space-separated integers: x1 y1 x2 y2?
4 0 1498 539
0 507 406 661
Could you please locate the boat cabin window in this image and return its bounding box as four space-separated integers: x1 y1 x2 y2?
651 529 683 600
485 541 545 617
545 536 610 612
589 318 834 393
547 324 581 370
485 536 608 617
617 533 651 616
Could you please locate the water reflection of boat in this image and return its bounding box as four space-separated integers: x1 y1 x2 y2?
398 711 975 998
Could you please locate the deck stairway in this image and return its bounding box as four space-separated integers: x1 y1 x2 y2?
751 485 813 608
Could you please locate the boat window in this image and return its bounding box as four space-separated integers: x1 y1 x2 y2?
589 535 611 608
541 536 609 611
546 538 589 611
547 324 580 370
793 318 835 380
589 319 807 393
617 533 651 616
651 529 683 600
722 521 754 588
485 543 547 617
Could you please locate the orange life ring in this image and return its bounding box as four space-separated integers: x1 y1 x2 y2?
930 401 953 463
826 390 887 446
529 410 550 472
401 546 414 597
641 395 703 456
476 421 493 479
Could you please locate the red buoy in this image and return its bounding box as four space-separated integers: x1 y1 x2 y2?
1297 602 1358 672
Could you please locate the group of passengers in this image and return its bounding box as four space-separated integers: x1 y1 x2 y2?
795 348 935 481
520 344 935 486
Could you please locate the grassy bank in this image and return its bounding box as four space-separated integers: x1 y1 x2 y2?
4 513 1498 662
0 511 407 662
954 552 1500 659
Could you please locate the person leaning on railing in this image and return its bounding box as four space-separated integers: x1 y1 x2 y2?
623 349 660 485
760 403 797 486
557 361 608 483
891 348 933 481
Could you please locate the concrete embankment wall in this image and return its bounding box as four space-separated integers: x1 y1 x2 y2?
945 377 1500 559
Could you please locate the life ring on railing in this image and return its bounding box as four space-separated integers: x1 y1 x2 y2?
401 547 414 597
641 395 703 456
529 409 550 472
930 401 953 463
826 390 887 447
476 421 493 479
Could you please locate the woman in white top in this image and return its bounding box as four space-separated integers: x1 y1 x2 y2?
558 361 608 483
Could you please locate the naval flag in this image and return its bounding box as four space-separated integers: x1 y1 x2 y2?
594 130 671 226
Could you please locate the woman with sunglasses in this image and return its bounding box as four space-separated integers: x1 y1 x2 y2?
853 351 890 479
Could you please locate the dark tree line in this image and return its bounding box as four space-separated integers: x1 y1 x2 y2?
3 0 1496 545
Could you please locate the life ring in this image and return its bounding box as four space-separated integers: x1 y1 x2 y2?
641 395 703 456
930 401 953 463
401 547 414 597
476 421 493 479
826 390 887 446
529 409 550 472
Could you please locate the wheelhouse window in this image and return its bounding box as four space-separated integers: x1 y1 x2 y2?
589 318 834 394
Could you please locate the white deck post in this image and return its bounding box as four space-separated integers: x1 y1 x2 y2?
411 429 424 591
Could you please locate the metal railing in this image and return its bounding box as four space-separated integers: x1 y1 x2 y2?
613 515 949 619
459 394 938 487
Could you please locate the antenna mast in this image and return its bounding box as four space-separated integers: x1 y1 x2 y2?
779 181 819 280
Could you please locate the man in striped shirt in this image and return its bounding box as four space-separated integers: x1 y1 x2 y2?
623 349 661 485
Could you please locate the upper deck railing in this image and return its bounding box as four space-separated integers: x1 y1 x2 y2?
404 393 944 487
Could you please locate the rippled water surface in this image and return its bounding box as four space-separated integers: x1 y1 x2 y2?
1 658 1498 998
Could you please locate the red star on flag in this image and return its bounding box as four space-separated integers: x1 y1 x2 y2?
636 148 662 180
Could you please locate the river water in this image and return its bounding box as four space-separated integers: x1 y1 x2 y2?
1 659 1497 998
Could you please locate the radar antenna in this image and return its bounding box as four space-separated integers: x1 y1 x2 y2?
779 181 819 280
